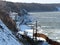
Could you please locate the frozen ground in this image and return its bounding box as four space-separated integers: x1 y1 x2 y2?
0 20 23 45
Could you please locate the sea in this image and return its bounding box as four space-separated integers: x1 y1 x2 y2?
28 11 60 42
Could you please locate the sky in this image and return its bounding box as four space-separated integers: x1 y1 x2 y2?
6 0 60 4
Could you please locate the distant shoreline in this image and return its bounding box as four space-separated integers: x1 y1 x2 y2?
28 11 60 13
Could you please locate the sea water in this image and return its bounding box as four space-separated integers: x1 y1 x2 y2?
28 11 60 42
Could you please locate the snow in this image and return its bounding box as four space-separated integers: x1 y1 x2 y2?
9 12 18 20
37 37 46 41
56 7 60 11
18 24 47 42
0 20 23 45
14 11 49 45
17 31 24 35
20 25 31 31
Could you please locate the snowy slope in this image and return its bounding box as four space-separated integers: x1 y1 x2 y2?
56 7 60 11
0 20 23 45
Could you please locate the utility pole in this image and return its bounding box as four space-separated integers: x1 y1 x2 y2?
35 21 37 41
33 26 34 40
33 21 38 41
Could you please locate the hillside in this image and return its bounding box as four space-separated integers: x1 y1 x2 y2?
0 1 60 12
15 3 58 12
0 1 60 45
0 19 23 45
0 9 18 33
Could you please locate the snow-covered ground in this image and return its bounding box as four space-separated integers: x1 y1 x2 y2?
17 24 47 41
56 7 60 11
17 24 50 45
0 19 23 45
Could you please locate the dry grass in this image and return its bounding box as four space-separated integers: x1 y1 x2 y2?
0 10 18 32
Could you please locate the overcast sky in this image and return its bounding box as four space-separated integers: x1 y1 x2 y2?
6 0 60 4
